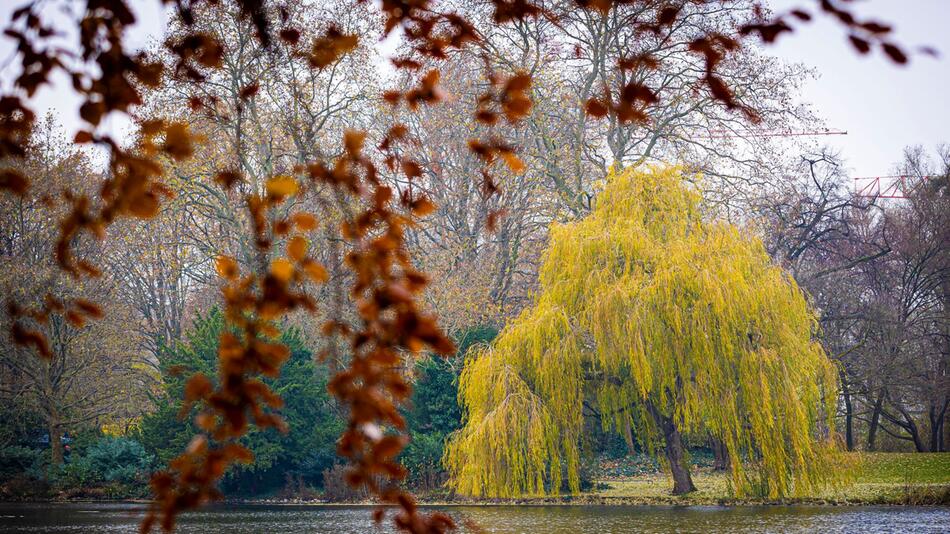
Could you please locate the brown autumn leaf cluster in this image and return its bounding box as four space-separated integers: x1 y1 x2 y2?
143 168 333 532
7 296 102 358
0 1 917 533
475 71 532 126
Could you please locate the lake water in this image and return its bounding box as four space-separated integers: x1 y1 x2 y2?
1 502 948 533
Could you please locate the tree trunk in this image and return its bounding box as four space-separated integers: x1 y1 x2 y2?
647 402 695 494
941 414 947 453
44 378 64 466
929 405 938 453
662 421 696 495
888 396 927 452
896 408 926 452
622 418 635 455
711 437 730 471
909 422 925 453
49 415 63 466
867 394 884 451
842 379 854 451
929 400 948 453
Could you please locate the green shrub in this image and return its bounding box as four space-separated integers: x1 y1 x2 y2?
0 445 46 480
0 445 50 499
84 437 154 484
53 455 94 488
401 324 498 492
138 309 345 496
54 436 153 489
402 431 447 492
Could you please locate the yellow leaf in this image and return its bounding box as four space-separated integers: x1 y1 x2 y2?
412 196 436 216
501 151 525 174
344 130 366 156
288 236 308 261
215 256 239 279
270 258 294 282
266 175 299 197
293 213 318 231
303 261 329 283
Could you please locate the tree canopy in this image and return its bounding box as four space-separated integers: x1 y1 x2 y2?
446 165 840 498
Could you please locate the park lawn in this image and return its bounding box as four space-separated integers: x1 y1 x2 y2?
427 453 948 506
851 452 950 484
591 452 950 506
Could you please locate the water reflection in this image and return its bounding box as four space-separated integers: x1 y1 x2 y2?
1 502 948 533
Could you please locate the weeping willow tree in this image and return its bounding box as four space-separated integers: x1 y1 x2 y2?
444 165 841 498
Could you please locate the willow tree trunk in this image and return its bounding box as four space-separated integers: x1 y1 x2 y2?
622 418 636 455
647 402 695 494
711 437 730 471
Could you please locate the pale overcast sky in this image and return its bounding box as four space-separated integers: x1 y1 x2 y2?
768 0 949 177
1 0 947 178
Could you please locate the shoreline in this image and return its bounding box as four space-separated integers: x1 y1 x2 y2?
1 500 947 507
5 453 948 508
5 490 949 508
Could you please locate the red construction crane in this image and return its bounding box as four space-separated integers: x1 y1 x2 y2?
689 128 848 139
853 175 931 199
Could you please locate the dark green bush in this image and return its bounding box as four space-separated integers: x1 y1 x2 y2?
53 436 153 489
0 445 46 480
138 309 345 496
401 325 498 492
402 431 447 492
84 437 154 484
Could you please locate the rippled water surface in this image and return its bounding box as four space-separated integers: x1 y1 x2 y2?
1 502 948 533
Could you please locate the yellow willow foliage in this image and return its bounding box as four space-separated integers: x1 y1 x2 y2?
445 165 841 499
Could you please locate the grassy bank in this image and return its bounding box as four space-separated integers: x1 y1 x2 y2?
427 452 950 507
593 452 950 506
9 452 947 507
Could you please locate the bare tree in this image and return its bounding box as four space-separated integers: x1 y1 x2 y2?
0 119 153 463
